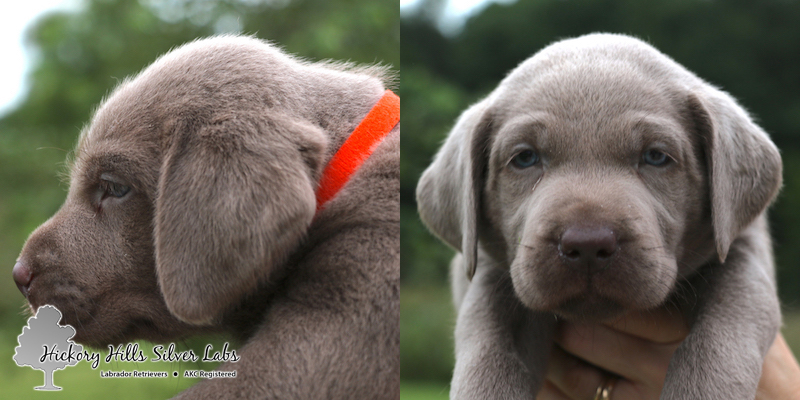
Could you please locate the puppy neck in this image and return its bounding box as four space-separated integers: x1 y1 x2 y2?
315 90 400 210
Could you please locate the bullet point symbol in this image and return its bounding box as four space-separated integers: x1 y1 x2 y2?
173 371 178 377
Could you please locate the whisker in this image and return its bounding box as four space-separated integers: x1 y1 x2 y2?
36 147 68 152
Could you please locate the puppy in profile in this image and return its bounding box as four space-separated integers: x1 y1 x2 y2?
13 36 399 399
417 33 781 399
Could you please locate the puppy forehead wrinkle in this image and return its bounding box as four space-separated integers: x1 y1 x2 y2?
496 35 705 119
632 114 692 156
70 140 159 193
491 115 547 151
491 84 690 169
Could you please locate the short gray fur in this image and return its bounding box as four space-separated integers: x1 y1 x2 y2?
417 33 782 399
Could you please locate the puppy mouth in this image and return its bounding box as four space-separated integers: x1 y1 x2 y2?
23 286 50 314
21 285 119 346
88 318 161 347
554 294 625 321
63 310 153 348
24 279 189 346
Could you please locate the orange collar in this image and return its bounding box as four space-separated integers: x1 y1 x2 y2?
316 90 400 210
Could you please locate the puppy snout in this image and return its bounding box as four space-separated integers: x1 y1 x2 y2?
558 225 617 273
12 260 32 297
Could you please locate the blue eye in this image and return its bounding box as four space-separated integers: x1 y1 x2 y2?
511 150 539 168
643 149 670 166
101 179 130 198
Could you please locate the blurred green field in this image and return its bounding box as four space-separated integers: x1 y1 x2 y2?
783 310 800 355
401 381 449 400
400 285 456 383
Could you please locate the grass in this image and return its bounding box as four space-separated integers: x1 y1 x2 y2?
400 381 450 400
400 285 456 383
782 309 800 357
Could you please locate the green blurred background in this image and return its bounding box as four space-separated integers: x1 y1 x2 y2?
400 0 800 398
0 0 397 398
4 0 800 398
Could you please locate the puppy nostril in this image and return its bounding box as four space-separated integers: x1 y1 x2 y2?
597 249 613 259
563 249 580 260
559 225 618 270
12 261 33 297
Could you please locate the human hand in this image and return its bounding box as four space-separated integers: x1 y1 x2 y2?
757 333 800 400
537 309 800 399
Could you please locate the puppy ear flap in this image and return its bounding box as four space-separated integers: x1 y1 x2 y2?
417 101 493 280
687 91 782 262
155 113 327 325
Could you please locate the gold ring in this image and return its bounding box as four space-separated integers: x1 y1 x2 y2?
593 375 618 400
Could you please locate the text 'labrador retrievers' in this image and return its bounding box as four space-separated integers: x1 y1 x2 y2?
417 33 781 399
13 35 400 399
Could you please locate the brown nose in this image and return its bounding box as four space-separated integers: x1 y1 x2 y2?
559 225 617 273
12 260 32 297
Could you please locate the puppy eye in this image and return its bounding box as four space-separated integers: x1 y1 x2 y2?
100 179 130 198
642 149 671 167
511 150 540 169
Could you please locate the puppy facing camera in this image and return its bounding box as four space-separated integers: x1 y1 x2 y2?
417 33 781 399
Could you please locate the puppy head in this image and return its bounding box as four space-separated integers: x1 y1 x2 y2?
15 36 328 345
417 33 781 320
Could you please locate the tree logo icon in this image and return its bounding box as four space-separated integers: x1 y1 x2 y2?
13 305 83 390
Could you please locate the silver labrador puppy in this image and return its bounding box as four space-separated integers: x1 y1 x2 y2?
417 33 782 399
13 36 399 399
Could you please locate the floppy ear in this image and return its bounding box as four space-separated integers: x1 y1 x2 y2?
155 112 327 325
416 100 494 280
687 90 782 262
